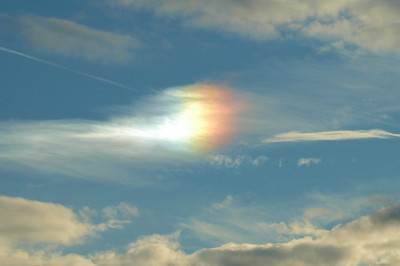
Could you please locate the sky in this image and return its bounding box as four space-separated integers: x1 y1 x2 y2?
1 1 400 265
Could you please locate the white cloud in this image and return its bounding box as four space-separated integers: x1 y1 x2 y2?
304 193 394 225
265 129 400 143
0 196 139 248
298 158 321 167
2 195 400 265
258 219 328 238
181 193 395 247
0 195 93 246
0 84 247 183
0 246 95 266
252 156 269 166
101 205 400 266
209 155 268 168
212 195 233 210
102 202 139 220
0 195 141 266
19 15 139 63
0 81 396 183
109 0 400 54
92 232 188 266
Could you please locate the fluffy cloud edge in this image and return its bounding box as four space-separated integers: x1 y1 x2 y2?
2 195 400 265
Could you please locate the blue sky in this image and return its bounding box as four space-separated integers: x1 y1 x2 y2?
1 1 400 265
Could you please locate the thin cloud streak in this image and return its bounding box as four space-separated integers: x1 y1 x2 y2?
18 15 139 63
0 46 138 91
265 129 400 143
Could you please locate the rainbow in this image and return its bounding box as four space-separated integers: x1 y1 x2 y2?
156 84 242 152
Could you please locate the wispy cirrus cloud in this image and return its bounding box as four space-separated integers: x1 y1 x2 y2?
0 84 244 183
265 129 400 143
180 193 395 247
1 78 398 184
108 0 400 55
17 15 139 63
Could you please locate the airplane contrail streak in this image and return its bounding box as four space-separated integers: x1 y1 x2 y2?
0 46 137 91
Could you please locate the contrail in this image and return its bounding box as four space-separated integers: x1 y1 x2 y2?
0 46 137 91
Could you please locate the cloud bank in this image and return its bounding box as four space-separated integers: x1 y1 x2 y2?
109 0 400 54
2 194 400 265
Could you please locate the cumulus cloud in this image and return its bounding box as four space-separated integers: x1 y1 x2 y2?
0 195 138 266
108 0 400 54
97 204 400 266
2 195 400 265
0 246 95 266
18 15 139 63
0 195 93 246
91 232 188 266
298 158 321 167
265 129 400 143
208 155 268 168
0 196 138 248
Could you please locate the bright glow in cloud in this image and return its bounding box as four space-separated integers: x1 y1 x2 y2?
265 129 400 143
157 84 242 151
100 83 242 151
0 83 243 181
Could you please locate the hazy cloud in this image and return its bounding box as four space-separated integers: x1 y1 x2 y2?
19 15 139 63
102 202 139 220
108 0 400 54
0 81 397 183
212 195 233 210
0 84 249 183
